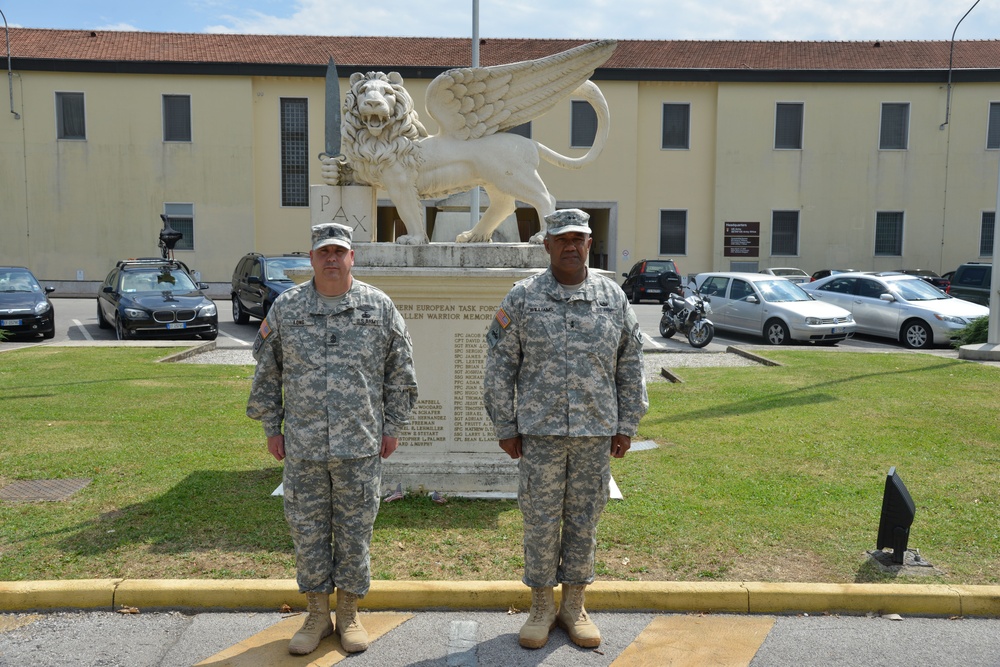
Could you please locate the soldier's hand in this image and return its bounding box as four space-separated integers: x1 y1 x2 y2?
611 434 631 459
381 435 399 459
267 434 285 462
499 436 522 459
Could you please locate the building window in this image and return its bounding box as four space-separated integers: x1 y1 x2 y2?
164 203 194 251
163 94 192 142
56 92 86 140
280 98 309 207
771 211 799 255
506 122 531 139
661 103 690 149
774 103 803 150
988 103 1000 149
571 100 597 148
659 210 687 255
879 103 909 150
982 212 996 256
875 211 904 256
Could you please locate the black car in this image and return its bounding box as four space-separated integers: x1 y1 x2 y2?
621 259 681 303
898 269 950 293
231 252 312 324
810 268 860 282
0 266 55 340
97 258 218 340
948 262 992 306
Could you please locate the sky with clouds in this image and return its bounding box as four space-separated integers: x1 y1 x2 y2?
2 0 998 41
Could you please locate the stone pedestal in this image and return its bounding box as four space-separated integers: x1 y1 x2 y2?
353 243 549 496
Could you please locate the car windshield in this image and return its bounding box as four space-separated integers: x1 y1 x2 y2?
757 279 811 303
642 261 675 275
889 277 949 301
265 257 312 281
121 269 197 292
0 269 40 292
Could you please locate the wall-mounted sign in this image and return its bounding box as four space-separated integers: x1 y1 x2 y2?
724 221 760 257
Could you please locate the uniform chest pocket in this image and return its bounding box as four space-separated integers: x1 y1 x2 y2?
577 308 621 356
283 323 325 369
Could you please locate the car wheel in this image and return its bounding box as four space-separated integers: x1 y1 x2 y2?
631 286 641 304
902 319 932 349
232 296 250 325
96 301 111 329
115 315 131 341
764 318 790 345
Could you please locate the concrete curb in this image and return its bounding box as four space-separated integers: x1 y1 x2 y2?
2 580 999 617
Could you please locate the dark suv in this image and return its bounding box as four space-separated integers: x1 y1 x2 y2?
621 259 681 303
231 253 312 324
97 258 217 340
948 262 992 306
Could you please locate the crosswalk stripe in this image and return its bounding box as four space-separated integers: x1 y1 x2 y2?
195 611 412 666
611 614 775 667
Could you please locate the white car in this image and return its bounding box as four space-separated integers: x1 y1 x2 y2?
694 272 856 345
760 267 810 284
800 272 990 349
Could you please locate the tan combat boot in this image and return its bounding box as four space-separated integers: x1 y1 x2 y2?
519 586 556 649
335 589 369 653
557 583 601 648
288 592 333 655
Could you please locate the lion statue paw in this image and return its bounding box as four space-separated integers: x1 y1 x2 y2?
455 230 494 243
528 231 546 244
396 234 429 246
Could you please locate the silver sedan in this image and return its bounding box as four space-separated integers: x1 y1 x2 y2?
800 272 990 349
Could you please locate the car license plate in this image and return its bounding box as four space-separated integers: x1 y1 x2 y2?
831 327 844 334
1 319 22 326
647 288 661 294
167 322 187 330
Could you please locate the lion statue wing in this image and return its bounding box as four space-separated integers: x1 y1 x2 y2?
424 39 617 141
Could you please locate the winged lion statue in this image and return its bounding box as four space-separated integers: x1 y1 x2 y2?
321 40 617 244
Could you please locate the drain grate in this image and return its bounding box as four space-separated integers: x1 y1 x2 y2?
0 478 92 502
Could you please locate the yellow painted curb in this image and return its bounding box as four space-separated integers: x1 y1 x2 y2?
115 579 302 611
0 579 120 611
4 579 1000 617
954 585 1000 616
746 582 962 616
585 581 748 613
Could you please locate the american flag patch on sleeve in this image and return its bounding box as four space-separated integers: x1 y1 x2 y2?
259 318 272 340
495 308 511 329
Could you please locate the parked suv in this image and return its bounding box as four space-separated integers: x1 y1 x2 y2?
621 259 681 303
948 262 992 306
231 253 312 324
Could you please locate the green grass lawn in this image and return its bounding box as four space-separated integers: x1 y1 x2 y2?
0 347 997 585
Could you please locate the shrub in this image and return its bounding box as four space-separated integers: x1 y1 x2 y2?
951 315 990 347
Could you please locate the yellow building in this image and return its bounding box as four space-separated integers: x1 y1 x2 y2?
2 29 999 285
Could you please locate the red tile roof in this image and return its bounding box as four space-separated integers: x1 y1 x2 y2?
8 28 1000 71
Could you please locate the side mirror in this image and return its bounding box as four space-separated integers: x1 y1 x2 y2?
248 276 263 285
44 286 55 294
880 293 896 302
102 286 114 293
621 273 628 278
198 282 210 290
746 295 759 304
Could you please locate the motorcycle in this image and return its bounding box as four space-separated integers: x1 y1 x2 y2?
657 275 715 348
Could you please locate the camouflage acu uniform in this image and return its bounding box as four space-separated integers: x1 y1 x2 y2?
247 278 417 596
483 268 648 587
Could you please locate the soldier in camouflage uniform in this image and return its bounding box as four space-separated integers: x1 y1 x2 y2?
483 209 648 650
247 222 418 656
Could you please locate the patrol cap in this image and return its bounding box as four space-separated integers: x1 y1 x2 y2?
311 222 353 251
544 209 591 236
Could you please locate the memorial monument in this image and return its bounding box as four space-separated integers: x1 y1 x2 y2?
309 40 618 496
